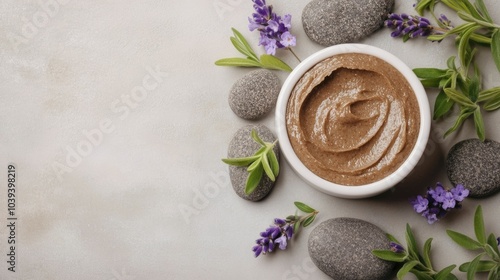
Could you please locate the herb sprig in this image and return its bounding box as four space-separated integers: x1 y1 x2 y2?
372 224 459 279
373 205 500 279
388 0 500 140
447 205 500 279
222 129 279 195
215 28 293 72
252 201 319 257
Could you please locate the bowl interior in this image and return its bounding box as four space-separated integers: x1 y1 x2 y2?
275 44 431 199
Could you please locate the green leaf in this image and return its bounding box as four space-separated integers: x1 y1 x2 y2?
405 224 421 261
478 87 500 102
421 78 443 87
458 25 480 74
446 230 483 250
397 260 420 279
260 54 293 72
474 205 486 244
422 238 433 269
468 66 481 102
491 30 500 73
294 201 316 213
475 0 493 22
473 107 485 141
443 88 477 108
247 158 261 172
230 37 257 62
222 155 259 166
435 264 457 280
245 164 263 195
484 97 500 111
261 151 275 181
487 267 500 280
444 108 475 138
413 68 448 79
267 151 279 178
231 28 258 61
447 56 457 70
467 254 483 280
447 22 476 36
251 129 266 146
302 215 316 227
487 233 500 256
371 250 407 262
387 233 402 244
460 260 497 272
428 34 447 41
434 89 455 120
215 57 263 68
293 219 302 235
414 0 433 15
484 244 499 260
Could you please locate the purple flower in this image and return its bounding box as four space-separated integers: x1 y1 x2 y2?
390 242 405 253
252 244 263 257
428 184 447 203
385 13 445 40
252 217 296 257
422 208 439 224
497 237 500 246
410 183 468 224
275 235 288 250
248 0 296 55
441 192 456 210
280 31 296 47
451 184 469 202
410 195 429 213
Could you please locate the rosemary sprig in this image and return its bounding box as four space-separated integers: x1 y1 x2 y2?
215 28 292 72
372 224 459 280
447 205 500 279
222 129 279 195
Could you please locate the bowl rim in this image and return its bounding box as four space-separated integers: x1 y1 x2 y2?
275 43 431 199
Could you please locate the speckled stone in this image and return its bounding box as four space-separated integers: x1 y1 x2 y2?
308 218 394 280
227 124 279 201
446 139 500 198
302 0 394 46
228 69 281 120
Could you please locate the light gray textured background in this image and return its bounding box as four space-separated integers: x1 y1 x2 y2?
0 0 499 279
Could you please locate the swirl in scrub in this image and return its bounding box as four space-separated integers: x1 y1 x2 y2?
286 53 420 185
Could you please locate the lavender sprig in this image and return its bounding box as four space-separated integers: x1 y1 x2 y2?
248 0 300 61
385 13 450 41
410 183 469 224
252 201 319 257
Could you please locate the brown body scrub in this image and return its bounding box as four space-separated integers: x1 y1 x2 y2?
286 53 420 185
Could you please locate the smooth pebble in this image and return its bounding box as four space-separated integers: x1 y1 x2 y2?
446 139 500 198
308 218 394 280
228 69 280 120
302 0 394 46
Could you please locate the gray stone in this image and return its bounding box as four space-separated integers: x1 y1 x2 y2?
446 139 500 198
308 218 394 280
302 0 394 46
228 69 281 120
227 124 280 201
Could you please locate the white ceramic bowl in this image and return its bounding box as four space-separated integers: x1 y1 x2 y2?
275 44 431 199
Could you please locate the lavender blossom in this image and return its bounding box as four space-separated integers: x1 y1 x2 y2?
248 0 296 55
390 242 405 253
252 217 294 257
410 183 469 224
385 13 448 40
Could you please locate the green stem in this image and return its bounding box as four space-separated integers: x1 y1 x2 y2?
288 48 302 63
